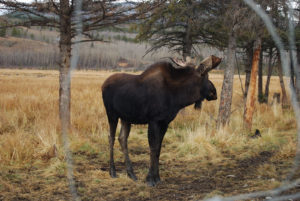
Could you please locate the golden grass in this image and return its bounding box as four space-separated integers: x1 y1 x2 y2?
0 68 296 163
0 68 298 200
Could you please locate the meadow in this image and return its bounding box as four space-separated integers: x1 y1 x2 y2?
0 68 299 200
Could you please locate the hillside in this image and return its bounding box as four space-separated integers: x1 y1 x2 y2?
0 25 222 69
0 26 172 69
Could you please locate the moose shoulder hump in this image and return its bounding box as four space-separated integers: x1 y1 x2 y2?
140 62 195 83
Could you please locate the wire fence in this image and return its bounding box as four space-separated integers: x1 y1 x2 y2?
206 0 300 200
63 0 83 200
41 0 300 200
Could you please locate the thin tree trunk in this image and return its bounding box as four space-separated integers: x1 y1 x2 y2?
59 0 72 131
277 52 288 108
244 43 253 97
295 49 300 101
182 18 192 60
296 8 300 101
258 47 263 103
290 52 295 88
264 47 273 103
244 38 261 130
217 32 236 128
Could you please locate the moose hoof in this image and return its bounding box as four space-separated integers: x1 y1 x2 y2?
146 174 160 186
127 171 137 181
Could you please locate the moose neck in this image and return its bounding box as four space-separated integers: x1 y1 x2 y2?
173 76 203 109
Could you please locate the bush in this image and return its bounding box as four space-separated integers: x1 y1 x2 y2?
0 28 6 37
0 23 6 37
113 34 138 43
11 27 21 37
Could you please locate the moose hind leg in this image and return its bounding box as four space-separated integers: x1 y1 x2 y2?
118 120 137 180
108 118 118 178
146 121 168 186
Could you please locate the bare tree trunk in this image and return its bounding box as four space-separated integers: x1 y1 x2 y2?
244 38 261 130
264 47 273 103
277 53 288 108
295 49 300 101
182 18 192 60
217 32 236 127
59 0 72 131
290 52 295 88
258 47 264 103
244 43 253 97
296 10 300 101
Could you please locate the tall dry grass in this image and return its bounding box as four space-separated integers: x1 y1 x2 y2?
0 69 296 170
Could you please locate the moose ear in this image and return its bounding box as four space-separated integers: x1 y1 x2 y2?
196 55 222 75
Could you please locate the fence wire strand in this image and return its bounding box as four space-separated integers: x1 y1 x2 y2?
206 0 300 200
60 0 300 200
63 0 83 200
285 1 300 182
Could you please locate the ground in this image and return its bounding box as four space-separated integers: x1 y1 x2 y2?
0 69 299 200
1 150 299 201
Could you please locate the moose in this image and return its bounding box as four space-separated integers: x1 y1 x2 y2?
102 55 221 186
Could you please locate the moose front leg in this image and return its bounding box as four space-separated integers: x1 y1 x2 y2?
146 121 168 186
118 120 137 180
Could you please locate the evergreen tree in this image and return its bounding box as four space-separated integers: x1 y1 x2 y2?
136 0 214 59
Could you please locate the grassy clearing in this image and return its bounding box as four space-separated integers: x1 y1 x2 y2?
0 69 298 200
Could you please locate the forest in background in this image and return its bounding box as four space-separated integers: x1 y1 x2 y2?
0 16 221 69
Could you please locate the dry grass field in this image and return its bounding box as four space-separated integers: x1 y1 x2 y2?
0 69 299 200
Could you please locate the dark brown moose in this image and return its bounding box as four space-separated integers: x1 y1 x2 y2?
102 55 221 186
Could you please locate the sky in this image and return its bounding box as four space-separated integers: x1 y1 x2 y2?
0 1 298 16
0 0 140 15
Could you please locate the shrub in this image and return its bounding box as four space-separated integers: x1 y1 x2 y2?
0 23 6 37
11 27 21 37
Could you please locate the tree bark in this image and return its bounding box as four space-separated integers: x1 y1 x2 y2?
182 18 192 60
258 47 264 103
244 38 261 130
59 0 72 131
277 52 288 108
297 50 300 101
244 43 253 97
296 5 300 101
290 52 295 88
264 47 273 103
217 32 236 128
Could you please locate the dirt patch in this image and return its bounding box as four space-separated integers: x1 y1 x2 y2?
237 151 273 168
0 151 298 201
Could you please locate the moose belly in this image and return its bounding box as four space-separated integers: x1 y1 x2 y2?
113 92 175 124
